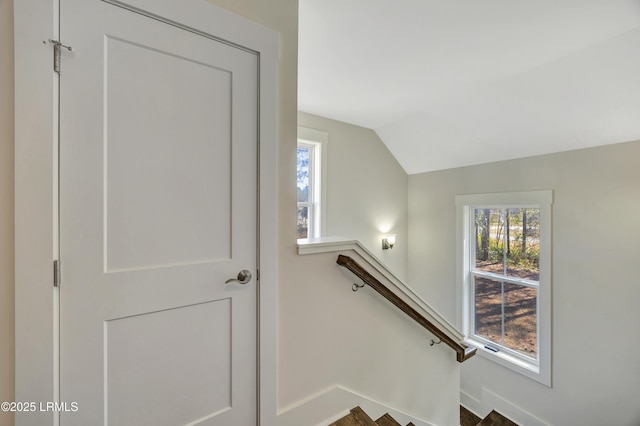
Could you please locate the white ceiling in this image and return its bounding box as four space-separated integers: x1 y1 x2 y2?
298 0 640 174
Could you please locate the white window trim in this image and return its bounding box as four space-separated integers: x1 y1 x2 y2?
456 190 553 387
297 126 328 238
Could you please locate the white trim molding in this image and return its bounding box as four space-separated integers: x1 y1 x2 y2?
278 385 435 426
14 0 59 424
455 190 553 387
461 388 551 426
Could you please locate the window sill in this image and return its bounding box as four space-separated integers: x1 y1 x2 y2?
465 337 551 387
296 236 359 255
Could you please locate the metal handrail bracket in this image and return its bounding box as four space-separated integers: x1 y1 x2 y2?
337 254 476 363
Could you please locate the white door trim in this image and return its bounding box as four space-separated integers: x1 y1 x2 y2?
14 1 278 425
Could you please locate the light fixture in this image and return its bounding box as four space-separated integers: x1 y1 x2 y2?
382 234 396 250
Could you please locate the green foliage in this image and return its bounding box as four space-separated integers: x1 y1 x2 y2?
506 245 540 270
475 207 540 273
488 244 503 264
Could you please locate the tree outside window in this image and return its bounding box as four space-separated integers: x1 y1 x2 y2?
297 141 320 239
473 208 540 358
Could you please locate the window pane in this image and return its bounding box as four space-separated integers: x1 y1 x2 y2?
474 276 502 346
297 147 310 203
506 208 540 281
504 282 537 358
297 206 308 239
474 209 504 274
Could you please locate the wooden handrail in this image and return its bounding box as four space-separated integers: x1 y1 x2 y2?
337 254 476 363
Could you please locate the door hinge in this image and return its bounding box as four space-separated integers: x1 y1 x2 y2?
48 39 72 74
54 260 61 288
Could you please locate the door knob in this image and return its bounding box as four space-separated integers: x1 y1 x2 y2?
225 270 252 285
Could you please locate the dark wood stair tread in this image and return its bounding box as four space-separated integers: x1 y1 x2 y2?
460 405 482 426
375 412 401 426
331 404 517 426
350 406 378 426
329 413 361 426
329 407 377 426
477 410 518 426
329 407 416 426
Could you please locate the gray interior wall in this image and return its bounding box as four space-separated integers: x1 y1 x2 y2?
214 8 455 424
1 1 15 425
408 140 640 425
298 111 409 280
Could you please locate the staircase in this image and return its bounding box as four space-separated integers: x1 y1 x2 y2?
461 406 519 426
330 406 518 426
329 406 415 426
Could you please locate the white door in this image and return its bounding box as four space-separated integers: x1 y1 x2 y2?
59 1 258 424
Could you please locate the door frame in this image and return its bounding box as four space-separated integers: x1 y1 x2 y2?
14 0 279 425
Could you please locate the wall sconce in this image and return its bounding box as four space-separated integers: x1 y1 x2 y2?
382 234 396 250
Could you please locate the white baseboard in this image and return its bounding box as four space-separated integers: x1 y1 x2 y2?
460 389 483 418
461 388 551 426
277 385 435 426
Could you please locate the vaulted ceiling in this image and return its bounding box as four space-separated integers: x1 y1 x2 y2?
298 0 640 174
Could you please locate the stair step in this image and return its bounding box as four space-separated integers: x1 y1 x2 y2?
375 413 401 426
329 406 415 426
329 413 361 426
460 405 482 426
330 403 519 426
477 410 518 426
329 407 377 426
350 406 378 426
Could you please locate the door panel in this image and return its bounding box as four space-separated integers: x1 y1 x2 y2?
104 35 234 271
60 1 258 424
106 299 232 425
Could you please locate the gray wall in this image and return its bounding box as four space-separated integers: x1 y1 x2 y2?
0 1 15 425
408 140 640 425
298 111 409 280
280 113 461 424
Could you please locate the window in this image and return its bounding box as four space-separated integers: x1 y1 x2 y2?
296 141 318 238
456 191 552 386
297 127 327 239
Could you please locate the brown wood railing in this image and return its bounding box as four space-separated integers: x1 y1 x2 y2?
337 254 476 363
